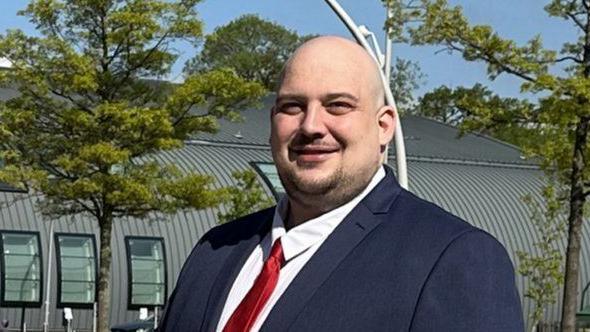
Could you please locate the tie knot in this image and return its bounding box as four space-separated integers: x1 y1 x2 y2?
269 239 285 267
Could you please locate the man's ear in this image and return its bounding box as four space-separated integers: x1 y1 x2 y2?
377 105 396 147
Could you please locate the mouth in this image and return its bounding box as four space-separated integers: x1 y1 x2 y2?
290 145 340 164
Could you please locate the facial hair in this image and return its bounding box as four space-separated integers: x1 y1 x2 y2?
277 160 373 215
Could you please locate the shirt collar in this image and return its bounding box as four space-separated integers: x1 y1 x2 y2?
271 166 386 262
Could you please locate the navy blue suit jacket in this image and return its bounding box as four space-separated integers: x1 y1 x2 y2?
159 168 524 331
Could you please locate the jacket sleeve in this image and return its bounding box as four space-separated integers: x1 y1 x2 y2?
410 230 524 332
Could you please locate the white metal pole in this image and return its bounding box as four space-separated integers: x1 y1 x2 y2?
358 26 384 67
385 6 394 82
324 0 378 59
93 302 97 332
42 219 55 332
383 3 394 178
324 0 409 189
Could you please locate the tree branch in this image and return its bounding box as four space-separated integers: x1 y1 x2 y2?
48 88 92 113
12 54 94 112
38 158 76 181
72 197 101 219
566 11 586 31
444 39 538 83
554 55 583 64
172 102 197 127
106 31 171 101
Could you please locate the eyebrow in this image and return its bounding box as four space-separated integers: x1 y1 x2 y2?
276 92 359 104
324 92 359 102
275 94 306 104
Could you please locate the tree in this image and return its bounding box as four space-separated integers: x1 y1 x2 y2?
518 184 567 330
390 57 425 112
218 169 274 224
416 83 538 147
415 85 457 123
184 14 312 90
384 0 590 329
0 1 264 331
378 1 426 113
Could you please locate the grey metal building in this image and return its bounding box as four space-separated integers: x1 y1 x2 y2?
0 90 588 330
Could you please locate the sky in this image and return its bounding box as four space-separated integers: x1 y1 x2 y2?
0 0 578 102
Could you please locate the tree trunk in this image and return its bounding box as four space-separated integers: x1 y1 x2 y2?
560 116 590 332
97 216 113 332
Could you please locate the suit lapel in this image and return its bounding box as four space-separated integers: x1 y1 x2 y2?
262 168 402 331
201 211 274 332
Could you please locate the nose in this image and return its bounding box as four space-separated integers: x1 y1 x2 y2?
299 103 328 138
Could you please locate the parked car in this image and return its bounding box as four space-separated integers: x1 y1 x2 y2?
110 317 154 332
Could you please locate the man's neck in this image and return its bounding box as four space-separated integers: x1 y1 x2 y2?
285 166 386 230
285 200 324 230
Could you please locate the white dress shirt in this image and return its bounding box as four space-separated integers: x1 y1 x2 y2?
216 167 386 332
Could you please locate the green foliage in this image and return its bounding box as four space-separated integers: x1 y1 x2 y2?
184 14 312 90
396 0 590 181
385 0 590 327
416 84 539 147
408 0 556 81
0 1 265 331
0 1 266 219
168 67 265 126
218 169 274 224
390 57 425 112
382 0 426 44
518 184 567 327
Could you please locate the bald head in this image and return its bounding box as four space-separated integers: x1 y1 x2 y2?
278 36 385 108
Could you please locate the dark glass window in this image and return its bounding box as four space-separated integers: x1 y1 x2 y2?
0 231 43 307
125 237 166 308
251 162 284 199
56 234 97 308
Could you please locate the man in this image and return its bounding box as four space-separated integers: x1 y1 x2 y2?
159 36 524 331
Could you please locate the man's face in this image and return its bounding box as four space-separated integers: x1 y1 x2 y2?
270 40 393 213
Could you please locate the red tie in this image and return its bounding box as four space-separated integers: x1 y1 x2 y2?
223 239 285 332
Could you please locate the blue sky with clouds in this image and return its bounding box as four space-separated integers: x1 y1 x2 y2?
0 0 576 103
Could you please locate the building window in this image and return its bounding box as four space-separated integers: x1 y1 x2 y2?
56 234 97 308
125 237 166 309
0 231 43 307
251 162 284 199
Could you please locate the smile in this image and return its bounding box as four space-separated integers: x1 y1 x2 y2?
290 146 340 163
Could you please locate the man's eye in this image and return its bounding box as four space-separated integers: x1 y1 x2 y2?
278 103 303 115
326 101 353 114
